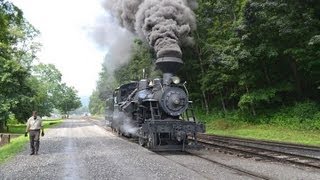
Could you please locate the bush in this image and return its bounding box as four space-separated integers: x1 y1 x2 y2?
291 101 319 121
311 112 320 130
7 114 19 125
196 100 320 131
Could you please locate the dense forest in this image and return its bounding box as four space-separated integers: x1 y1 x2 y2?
90 0 320 129
0 1 81 131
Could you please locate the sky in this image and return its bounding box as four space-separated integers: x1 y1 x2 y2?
10 0 110 97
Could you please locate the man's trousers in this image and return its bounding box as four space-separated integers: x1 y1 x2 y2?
29 130 40 153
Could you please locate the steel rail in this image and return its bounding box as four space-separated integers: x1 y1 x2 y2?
193 135 320 170
184 151 271 180
157 151 271 180
88 119 273 179
198 134 320 153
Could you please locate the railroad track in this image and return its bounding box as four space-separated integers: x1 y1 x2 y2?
158 151 271 180
88 119 271 178
194 134 320 170
187 151 271 179
87 118 320 173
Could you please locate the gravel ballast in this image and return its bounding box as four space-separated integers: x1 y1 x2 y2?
1 119 319 180
0 119 250 179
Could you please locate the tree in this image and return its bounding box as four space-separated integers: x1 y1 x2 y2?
93 0 320 121
31 63 63 114
188 0 245 113
96 65 116 100
237 0 320 113
89 39 156 115
114 39 155 84
89 90 105 115
0 1 39 130
0 57 32 129
55 84 81 116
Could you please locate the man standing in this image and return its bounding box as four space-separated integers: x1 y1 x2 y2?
25 111 44 155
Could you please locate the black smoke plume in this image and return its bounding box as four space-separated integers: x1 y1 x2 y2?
106 0 197 58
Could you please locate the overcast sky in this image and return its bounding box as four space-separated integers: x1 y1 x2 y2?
10 0 110 97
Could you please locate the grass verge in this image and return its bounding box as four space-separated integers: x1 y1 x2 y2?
205 120 320 146
0 136 29 164
0 119 63 164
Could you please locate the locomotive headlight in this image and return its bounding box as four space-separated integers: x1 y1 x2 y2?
171 76 181 84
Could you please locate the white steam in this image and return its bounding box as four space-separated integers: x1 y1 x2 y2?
88 14 134 73
113 112 139 135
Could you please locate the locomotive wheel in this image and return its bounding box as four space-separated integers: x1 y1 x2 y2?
146 133 156 149
138 137 146 146
117 128 122 136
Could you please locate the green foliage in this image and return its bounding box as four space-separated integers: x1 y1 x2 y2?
199 102 320 145
89 90 105 115
200 101 320 131
7 114 19 125
238 84 292 111
114 39 155 84
269 101 320 130
0 1 40 130
291 101 319 120
55 84 82 115
91 0 320 125
96 65 116 100
88 60 117 115
89 39 156 115
31 63 62 115
30 63 82 116
187 0 320 118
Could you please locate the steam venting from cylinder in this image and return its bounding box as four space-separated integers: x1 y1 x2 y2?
108 0 197 75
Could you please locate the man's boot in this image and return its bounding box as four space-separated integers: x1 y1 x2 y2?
35 140 39 155
30 141 35 155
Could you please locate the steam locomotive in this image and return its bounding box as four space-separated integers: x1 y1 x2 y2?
105 55 205 151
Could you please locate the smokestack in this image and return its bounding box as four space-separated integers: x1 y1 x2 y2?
155 47 183 85
155 47 183 74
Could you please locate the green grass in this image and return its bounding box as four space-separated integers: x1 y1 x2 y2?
0 136 29 163
0 119 63 164
206 120 320 146
6 119 62 134
6 125 26 134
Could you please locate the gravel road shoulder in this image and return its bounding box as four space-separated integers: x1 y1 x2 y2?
2 119 319 180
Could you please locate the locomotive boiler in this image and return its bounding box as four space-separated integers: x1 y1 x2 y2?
106 52 205 151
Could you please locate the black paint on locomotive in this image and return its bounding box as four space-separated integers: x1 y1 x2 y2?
106 77 205 151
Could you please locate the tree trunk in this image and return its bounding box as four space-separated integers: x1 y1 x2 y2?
5 120 9 132
202 91 209 115
195 31 209 115
0 120 6 132
263 65 271 84
251 105 256 116
290 59 302 98
246 85 256 116
220 90 227 113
